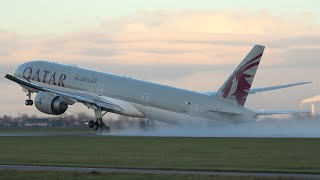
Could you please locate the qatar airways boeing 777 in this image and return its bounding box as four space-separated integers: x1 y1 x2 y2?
5 45 311 132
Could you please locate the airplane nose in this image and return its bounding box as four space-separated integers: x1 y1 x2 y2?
13 63 26 77
14 65 21 76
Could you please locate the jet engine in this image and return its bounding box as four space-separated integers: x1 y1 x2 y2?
35 91 68 115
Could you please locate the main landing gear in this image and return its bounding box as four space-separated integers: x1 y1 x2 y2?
88 107 110 133
140 119 155 130
25 91 33 106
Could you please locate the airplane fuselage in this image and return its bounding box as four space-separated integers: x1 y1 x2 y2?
13 61 256 125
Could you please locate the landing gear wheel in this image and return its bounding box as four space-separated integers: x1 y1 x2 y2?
140 121 147 129
25 100 33 106
92 122 99 131
88 120 94 128
25 91 33 106
140 120 155 130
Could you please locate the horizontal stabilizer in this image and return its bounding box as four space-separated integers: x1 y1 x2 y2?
204 81 313 95
256 110 310 116
249 82 314 94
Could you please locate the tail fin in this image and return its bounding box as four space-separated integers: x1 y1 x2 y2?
216 45 265 106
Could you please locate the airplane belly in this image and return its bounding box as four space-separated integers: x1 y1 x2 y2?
134 104 217 126
133 103 257 126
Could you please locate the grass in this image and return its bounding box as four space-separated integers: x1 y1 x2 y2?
0 136 319 174
0 170 308 180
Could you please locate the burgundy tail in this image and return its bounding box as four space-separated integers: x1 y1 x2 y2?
216 45 265 106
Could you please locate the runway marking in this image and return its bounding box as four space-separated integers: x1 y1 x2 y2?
0 165 319 179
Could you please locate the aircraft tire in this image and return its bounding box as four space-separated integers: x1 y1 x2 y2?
25 100 33 106
92 123 99 131
88 120 94 128
140 121 146 129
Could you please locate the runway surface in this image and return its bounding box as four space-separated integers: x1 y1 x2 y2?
0 132 92 137
0 165 319 178
2 117 320 138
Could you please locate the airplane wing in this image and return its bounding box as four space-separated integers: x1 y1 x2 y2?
204 82 313 95
5 74 144 117
256 110 310 116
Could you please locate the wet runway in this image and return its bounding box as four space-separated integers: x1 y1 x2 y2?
1 117 320 138
0 165 319 178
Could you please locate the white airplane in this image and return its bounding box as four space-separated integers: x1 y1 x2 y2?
5 45 311 132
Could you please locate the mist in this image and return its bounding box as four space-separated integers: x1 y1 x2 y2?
101 114 320 138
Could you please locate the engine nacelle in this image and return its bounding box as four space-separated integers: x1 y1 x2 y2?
35 91 68 115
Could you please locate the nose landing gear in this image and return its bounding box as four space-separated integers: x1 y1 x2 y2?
25 91 33 106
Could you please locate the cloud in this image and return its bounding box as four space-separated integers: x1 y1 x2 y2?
77 48 118 57
101 11 316 35
0 11 318 64
282 48 320 67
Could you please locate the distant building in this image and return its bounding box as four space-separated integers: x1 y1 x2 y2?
24 118 49 127
0 115 87 128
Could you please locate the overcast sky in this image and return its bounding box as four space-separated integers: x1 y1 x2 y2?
0 0 319 116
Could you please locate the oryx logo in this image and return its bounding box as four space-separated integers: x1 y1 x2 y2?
222 53 263 106
38 97 45 105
